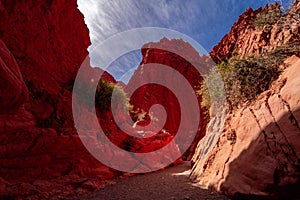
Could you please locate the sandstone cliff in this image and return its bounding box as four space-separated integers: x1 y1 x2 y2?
210 2 300 63
191 2 300 198
1 0 299 199
191 56 300 198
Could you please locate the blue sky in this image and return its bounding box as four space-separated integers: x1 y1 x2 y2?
78 0 273 83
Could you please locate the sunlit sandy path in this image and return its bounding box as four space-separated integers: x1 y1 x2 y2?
76 162 229 200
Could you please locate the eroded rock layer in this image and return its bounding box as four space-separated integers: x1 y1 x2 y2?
191 2 300 198
210 2 300 63
191 56 300 198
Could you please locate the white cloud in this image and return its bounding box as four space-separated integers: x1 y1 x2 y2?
78 0 205 50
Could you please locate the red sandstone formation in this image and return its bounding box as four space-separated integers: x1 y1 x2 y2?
210 3 300 63
191 2 300 199
2 0 299 199
0 0 182 199
0 1 121 198
191 55 300 199
126 38 213 160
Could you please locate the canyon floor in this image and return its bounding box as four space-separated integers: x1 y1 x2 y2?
75 162 229 200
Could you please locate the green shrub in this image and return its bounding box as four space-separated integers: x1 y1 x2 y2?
197 55 281 112
198 38 300 112
222 56 281 109
271 41 300 59
252 4 282 30
75 79 132 112
95 80 132 112
197 67 226 113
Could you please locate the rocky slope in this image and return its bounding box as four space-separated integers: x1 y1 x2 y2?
191 2 300 199
210 2 300 63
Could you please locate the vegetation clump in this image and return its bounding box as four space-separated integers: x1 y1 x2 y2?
95 80 132 112
76 79 131 112
252 0 300 30
198 41 299 112
252 4 282 30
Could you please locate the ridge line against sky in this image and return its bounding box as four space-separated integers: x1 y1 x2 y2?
77 0 271 82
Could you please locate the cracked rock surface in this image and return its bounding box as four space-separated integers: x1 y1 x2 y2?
190 56 300 198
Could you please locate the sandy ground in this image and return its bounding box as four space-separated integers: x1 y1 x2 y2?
77 162 230 200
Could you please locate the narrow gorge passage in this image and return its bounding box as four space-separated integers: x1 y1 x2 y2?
77 162 229 200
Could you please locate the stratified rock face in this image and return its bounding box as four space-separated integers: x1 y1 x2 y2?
126 38 213 160
191 56 300 198
210 2 300 63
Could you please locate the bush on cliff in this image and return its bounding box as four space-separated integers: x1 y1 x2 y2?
199 38 300 113
222 56 280 109
196 67 225 114
76 79 131 112
252 4 282 30
252 1 300 31
95 80 132 112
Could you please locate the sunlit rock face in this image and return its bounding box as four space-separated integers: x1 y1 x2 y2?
210 3 300 64
191 2 300 198
191 55 300 198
